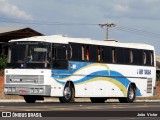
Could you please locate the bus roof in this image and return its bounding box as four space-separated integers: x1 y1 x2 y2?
9 35 154 50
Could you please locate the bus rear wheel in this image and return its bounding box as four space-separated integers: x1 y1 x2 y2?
119 85 136 103
59 84 74 103
90 97 107 103
24 95 36 103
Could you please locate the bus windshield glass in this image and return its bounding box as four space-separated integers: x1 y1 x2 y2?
7 41 50 68
26 45 48 63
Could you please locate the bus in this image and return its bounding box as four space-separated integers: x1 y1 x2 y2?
4 35 156 103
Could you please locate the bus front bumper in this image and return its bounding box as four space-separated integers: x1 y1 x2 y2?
4 84 51 96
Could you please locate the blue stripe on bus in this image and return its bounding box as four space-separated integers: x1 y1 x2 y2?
51 62 142 96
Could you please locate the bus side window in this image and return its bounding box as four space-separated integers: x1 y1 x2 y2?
151 51 154 66
82 45 85 61
112 48 116 63
98 47 100 62
52 47 57 60
101 47 104 62
102 46 112 63
86 45 89 61
143 51 146 65
57 46 67 60
130 50 133 64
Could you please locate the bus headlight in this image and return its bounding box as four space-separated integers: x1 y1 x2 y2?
8 88 12 92
5 87 12 93
12 87 16 92
5 87 16 93
34 88 38 93
39 88 44 93
4 87 8 93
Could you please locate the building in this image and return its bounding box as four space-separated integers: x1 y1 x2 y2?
0 26 43 54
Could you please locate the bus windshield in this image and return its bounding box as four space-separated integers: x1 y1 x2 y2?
7 42 50 68
26 45 48 63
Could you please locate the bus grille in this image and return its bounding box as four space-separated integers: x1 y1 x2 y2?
147 78 152 93
6 75 44 84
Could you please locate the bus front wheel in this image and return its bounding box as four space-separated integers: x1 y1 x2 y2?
119 85 136 103
59 84 74 103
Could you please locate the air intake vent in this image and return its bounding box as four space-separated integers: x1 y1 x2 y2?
147 78 152 93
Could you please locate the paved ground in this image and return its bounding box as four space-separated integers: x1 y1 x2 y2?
0 101 160 111
0 99 160 119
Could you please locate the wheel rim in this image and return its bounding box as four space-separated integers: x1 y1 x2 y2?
128 87 134 100
64 87 71 100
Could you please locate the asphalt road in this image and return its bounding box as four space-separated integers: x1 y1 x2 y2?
0 101 160 111
0 101 160 118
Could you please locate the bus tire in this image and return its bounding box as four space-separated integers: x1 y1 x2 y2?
119 85 136 103
90 97 107 103
59 84 74 103
24 95 36 103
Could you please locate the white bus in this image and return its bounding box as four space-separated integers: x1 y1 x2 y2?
4 35 156 103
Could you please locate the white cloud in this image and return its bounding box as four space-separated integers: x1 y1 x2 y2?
0 0 32 20
113 4 129 13
110 0 160 20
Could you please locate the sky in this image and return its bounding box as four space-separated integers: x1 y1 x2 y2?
0 0 160 55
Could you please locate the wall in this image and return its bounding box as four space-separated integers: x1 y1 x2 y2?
0 76 4 97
